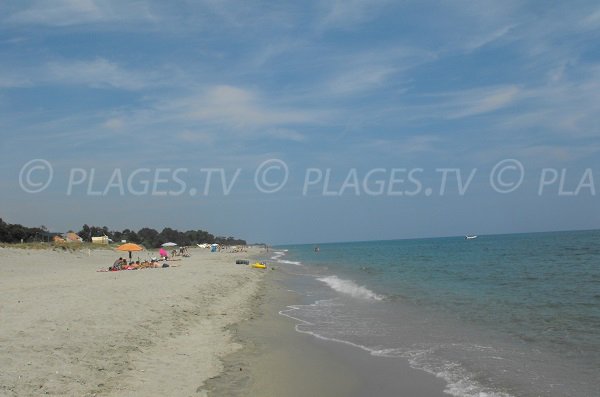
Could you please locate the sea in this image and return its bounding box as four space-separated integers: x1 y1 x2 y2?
271 230 600 397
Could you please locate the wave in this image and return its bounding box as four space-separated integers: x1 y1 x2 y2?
270 250 302 265
316 275 384 301
270 251 286 260
371 348 513 397
280 302 513 397
278 259 302 265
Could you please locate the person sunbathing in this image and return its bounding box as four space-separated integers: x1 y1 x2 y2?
110 257 127 271
138 261 155 269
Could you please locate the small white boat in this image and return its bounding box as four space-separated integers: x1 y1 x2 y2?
465 235 478 240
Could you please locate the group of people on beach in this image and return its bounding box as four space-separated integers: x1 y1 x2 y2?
157 246 191 260
169 246 190 257
106 246 194 272
109 257 168 271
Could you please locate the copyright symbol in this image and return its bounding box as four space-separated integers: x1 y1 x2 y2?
490 159 524 194
19 159 54 193
254 159 288 193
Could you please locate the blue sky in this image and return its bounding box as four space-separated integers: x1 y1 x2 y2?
1 0 599 244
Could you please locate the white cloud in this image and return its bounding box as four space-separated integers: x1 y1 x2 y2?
464 24 516 52
3 0 599 171
499 79 600 137
0 59 142 90
405 85 521 120
265 128 306 142
318 0 390 29
194 0 296 30
249 38 307 68
7 0 155 26
0 36 28 45
472 141 600 167
581 8 600 29
516 144 600 163
367 135 442 155
323 47 437 96
45 58 149 90
448 85 521 119
0 74 32 89
186 85 321 128
546 61 571 83
103 117 125 130
327 65 395 95
177 130 215 144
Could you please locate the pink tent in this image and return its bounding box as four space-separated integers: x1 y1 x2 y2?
159 248 168 258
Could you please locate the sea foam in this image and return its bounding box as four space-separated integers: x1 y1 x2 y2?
278 259 302 265
271 250 302 265
270 251 286 260
317 275 383 301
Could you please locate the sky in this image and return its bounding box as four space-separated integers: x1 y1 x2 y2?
1 0 599 245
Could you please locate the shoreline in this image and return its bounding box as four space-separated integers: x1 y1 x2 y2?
0 246 266 396
207 265 450 397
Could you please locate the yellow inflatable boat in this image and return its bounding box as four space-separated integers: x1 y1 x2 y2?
251 262 267 269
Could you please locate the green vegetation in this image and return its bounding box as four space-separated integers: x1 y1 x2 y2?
0 218 246 248
0 218 46 243
0 241 113 251
78 224 246 248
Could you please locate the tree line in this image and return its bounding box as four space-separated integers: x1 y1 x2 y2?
0 218 45 243
0 218 246 248
78 224 246 248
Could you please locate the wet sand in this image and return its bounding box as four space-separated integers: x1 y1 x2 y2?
206 268 450 397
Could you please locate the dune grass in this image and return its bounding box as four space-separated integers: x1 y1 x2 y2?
0 242 115 251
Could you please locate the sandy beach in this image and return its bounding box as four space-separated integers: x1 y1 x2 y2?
0 245 266 396
1 245 450 397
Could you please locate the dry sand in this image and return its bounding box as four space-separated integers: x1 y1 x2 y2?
0 246 266 397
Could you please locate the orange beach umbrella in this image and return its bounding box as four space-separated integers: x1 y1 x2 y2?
116 243 144 259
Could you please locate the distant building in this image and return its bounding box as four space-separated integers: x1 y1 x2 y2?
65 232 83 243
37 231 61 243
54 233 83 243
91 236 109 245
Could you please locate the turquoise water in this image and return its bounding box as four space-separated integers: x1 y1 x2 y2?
273 230 600 396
